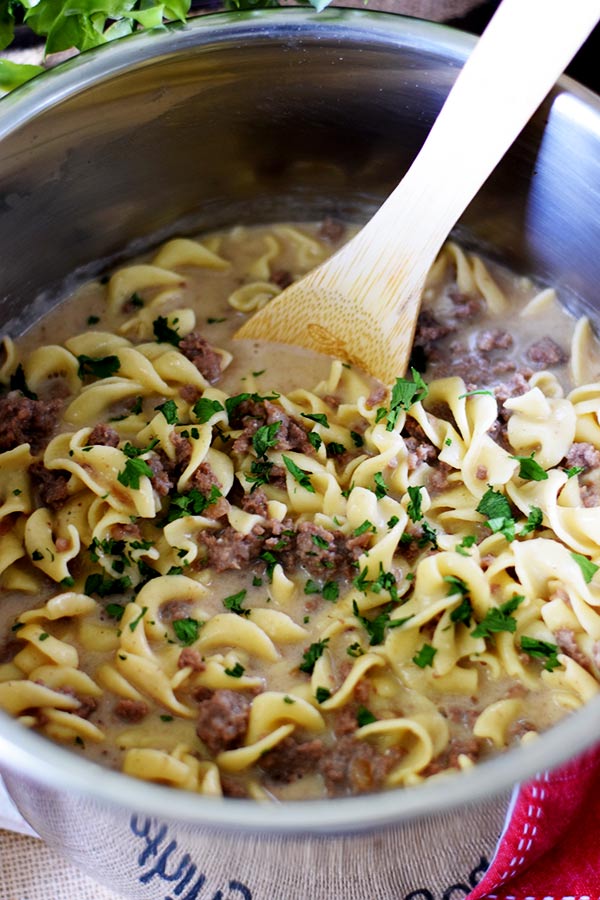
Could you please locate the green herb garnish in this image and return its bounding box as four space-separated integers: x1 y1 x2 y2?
299 639 329 674
413 644 437 668
77 354 120 379
173 617 202 646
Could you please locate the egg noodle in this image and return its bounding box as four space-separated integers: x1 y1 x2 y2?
1 223 600 801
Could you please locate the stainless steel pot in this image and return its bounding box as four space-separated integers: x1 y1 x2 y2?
1 9 600 898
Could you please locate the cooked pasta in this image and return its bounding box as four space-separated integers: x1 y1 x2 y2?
1 220 600 801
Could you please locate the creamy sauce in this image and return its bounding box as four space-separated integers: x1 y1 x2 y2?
0 222 597 801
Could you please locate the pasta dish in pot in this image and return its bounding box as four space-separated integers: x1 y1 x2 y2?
0 221 599 801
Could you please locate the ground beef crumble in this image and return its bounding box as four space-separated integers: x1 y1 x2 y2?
0 392 63 454
195 689 251 755
179 332 222 384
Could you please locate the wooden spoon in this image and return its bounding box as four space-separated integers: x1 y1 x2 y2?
235 0 600 384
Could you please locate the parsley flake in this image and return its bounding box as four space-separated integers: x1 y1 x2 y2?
566 465 584 478
299 639 329 674
476 487 515 541
193 397 225 423
520 635 562 671
173 617 202 646
407 485 424 522
224 662 245 678
511 452 548 482
301 412 329 428
223 590 249 616
128 606 148 632
571 552 599 584
77 354 120 380
373 472 387 499
471 594 525 639
456 535 476 556
282 455 315 492
356 705 377 727
118 457 154 490
413 644 437 668
252 421 281 458
315 686 331 703
152 316 181 346
154 399 179 424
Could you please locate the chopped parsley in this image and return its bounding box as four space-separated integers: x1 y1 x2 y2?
565 465 584 478
173 617 202 646
322 581 339 602
352 599 411 645
283 696 295 705
154 399 179 424
511 452 548 482
315 686 331 703
520 635 562 671
353 564 399 603
77 354 120 380
418 521 439 550
301 412 329 428
224 662 245 678
193 397 225 423
519 506 543 537
160 715 174 722
373 472 387 499
304 579 321 595
456 535 476 556
356 706 377 727
476 486 515 542
245 459 274 492
353 520 375 537
471 594 525 639
152 315 181 346
129 293 144 308
307 432 323 451
351 431 364 448
87 315 100 325
312 533 330 549
118 457 154 489
207 316 227 324
224 391 280 420
31 549 43 561
84 573 132 597
571 552 599 584
376 369 428 431
299 638 329 674
223 589 249 616
387 515 400 529
346 642 364 658
38 632 49 642
458 389 494 399
128 606 148 632
282 455 315 492
443 576 472 625
122 439 159 458
413 644 437 668
406 485 424 522
167 485 222 522
326 442 346 457
105 603 125 621
252 421 281 458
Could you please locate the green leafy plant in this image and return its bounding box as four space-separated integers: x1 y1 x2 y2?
0 0 333 90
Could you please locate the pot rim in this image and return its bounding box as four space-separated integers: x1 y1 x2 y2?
1 7 600 834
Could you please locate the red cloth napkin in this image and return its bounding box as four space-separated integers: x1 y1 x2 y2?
467 744 600 898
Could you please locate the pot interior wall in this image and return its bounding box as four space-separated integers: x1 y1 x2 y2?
0 12 598 335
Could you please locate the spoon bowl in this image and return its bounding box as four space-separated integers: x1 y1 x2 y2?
235 0 600 383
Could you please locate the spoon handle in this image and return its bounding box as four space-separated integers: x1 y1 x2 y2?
340 0 600 327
